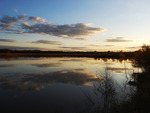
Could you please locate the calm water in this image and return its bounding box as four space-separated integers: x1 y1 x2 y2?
0 57 140 112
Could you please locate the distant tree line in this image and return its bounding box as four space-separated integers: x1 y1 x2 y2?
0 49 134 59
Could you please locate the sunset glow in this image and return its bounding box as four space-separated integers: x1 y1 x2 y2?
0 0 150 51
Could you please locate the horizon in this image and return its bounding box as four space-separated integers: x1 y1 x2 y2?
0 0 150 51
0 48 137 52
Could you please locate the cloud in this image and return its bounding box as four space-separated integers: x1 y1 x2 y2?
75 38 87 40
106 37 133 42
32 39 63 45
59 46 96 51
0 15 27 30
126 46 141 49
0 15 105 38
21 23 105 37
0 45 44 50
29 16 46 23
0 23 14 30
86 44 114 47
22 22 31 27
0 39 16 42
104 45 114 47
87 44 101 47
60 46 87 50
13 9 18 12
0 15 26 24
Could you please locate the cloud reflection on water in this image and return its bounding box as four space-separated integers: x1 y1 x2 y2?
0 70 103 91
0 64 16 68
106 67 133 73
32 63 63 68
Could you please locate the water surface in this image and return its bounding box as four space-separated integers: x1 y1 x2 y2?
0 57 139 112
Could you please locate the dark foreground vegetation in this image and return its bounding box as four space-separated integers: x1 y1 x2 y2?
95 45 150 113
114 45 150 113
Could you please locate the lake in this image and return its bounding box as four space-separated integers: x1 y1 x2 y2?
0 57 140 112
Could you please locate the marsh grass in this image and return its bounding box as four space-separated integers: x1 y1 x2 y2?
82 66 135 113
110 45 150 113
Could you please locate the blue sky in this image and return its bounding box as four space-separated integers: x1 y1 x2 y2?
0 0 150 51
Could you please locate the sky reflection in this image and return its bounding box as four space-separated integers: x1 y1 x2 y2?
0 57 139 91
0 57 139 112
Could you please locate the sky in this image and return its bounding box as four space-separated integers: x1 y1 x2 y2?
0 0 150 51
